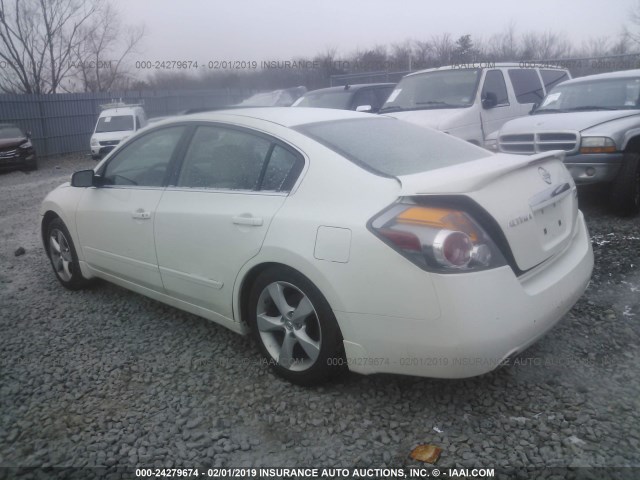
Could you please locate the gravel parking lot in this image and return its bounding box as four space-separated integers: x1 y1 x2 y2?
0 154 639 477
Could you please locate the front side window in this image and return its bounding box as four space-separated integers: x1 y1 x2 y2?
508 69 544 104
177 126 270 190
95 115 134 133
482 70 509 106
102 126 186 186
380 69 481 112
352 89 378 110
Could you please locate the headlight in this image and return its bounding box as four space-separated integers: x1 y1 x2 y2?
19 140 32 149
370 202 507 273
90 137 99 147
579 136 616 154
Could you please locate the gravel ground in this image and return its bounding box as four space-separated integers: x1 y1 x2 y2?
0 154 639 478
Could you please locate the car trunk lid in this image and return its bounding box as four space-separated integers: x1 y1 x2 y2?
397 151 578 271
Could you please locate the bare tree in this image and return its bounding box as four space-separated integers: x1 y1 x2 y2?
0 0 100 93
71 2 144 92
430 33 454 66
390 40 412 70
487 22 519 61
412 39 433 69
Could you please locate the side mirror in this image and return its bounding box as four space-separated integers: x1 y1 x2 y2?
355 105 372 113
71 169 97 187
481 92 498 109
26 131 32 139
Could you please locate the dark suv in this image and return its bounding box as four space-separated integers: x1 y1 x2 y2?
0 123 37 171
292 83 395 113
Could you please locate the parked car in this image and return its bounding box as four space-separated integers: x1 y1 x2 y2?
380 63 570 146
90 103 148 159
292 83 395 113
236 86 307 107
0 123 37 171
488 69 640 215
41 108 593 385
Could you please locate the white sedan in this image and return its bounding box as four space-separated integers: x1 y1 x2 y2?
41 108 593 385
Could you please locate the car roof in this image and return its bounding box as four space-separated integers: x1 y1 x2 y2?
0 123 19 129
302 83 395 95
556 69 640 86
406 63 568 77
100 107 141 116
168 107 378 128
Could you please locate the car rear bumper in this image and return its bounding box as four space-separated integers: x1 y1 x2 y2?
338 211 593 378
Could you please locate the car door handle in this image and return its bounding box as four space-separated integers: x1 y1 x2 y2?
132 209 151 220
232 215 263 226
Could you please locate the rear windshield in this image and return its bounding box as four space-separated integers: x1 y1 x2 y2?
295 117 490 177
96 115 134 133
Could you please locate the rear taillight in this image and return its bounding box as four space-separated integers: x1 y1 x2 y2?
370 203 506 273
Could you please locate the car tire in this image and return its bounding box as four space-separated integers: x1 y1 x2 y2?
610 152 640 216
247 266 346 386
45 217 91 290
25 157 38 171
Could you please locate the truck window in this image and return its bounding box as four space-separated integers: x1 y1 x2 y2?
541 70 569 91
508 69 545 104
482 70 509 105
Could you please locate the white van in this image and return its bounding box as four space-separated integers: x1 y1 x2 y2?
90 103 148 159
379 63 571 147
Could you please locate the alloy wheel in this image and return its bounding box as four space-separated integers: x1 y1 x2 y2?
256 281 321 371
49 229 73 282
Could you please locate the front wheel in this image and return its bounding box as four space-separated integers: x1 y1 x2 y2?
610 152 640 216
24 157 38 171
46 217 90 290
247 267 346 385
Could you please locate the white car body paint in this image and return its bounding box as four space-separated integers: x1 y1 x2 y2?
42 107 593 379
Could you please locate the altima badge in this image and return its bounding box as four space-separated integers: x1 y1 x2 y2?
538 167 552 184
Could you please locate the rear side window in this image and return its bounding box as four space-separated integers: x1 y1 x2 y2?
177 126 271 190
541 70 569 91
508 69 544 104
296 117 490 177
482 70 509 105
261 145 302 192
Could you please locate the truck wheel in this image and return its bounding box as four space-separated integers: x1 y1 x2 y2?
610 152 640 216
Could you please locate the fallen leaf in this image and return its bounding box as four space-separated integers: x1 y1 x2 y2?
410 444 442 464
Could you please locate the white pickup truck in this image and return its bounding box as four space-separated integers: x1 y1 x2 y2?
488 69 640 215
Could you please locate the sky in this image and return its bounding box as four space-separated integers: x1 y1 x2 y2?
111 0 635 62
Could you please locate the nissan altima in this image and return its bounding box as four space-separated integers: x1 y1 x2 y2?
40 108 593 385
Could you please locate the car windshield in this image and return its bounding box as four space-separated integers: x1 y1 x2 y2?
535 76 640 113
296 117 490 177
293 91 352 109
0 126 25 139
96 115 134 133
380 69 481 113
237 89 300 107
